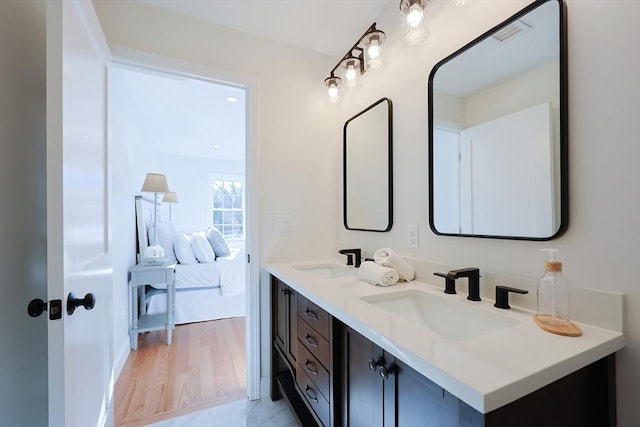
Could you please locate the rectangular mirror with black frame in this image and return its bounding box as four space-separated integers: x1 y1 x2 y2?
344 97 393 232
428 0 567 240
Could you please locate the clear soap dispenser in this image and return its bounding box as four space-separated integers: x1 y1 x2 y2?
536 249 569 325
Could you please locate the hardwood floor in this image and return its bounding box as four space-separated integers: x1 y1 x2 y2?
114 317 247 427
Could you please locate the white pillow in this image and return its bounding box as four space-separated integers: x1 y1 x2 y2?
174 233 198 265
150 221 178 264
206 227 231 258
191 231 216 263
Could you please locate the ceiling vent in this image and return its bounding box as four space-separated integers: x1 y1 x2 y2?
492 20 531 42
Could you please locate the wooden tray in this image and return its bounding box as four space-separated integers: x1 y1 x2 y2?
534 314 582 337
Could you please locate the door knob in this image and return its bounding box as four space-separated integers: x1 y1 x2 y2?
28 298 63 320
67 292 95 315
27 299 47 318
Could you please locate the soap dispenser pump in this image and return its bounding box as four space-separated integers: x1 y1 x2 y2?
534 249 582 336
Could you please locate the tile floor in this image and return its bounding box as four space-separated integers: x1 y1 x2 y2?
147 398 297 427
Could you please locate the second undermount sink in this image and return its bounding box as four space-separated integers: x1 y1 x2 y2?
294 264 358 279
361 290 519 340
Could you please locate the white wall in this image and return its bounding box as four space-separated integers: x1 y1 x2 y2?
0 0 48 425
337 1 640 425
94 0 341 391
95 0 640 424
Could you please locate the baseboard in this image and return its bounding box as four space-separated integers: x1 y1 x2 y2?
114 337 130 381
260 375 271 399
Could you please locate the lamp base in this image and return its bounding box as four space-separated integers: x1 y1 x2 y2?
143 245 165 265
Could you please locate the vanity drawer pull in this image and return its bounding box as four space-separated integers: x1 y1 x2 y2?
304 307 318 320
305 385 319 403
304 359 318 376
304 333 319 348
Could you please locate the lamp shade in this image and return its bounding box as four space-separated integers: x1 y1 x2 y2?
163 191 178 203
141 173 169 194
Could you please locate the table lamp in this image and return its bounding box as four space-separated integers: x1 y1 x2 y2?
162 191 178 222
141 173 170 264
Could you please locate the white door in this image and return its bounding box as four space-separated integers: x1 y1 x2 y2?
47 0 113 426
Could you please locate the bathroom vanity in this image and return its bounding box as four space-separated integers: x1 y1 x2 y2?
267 261 624 427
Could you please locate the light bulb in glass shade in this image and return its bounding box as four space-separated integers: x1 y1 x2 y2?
341 57 361 88
324 76 342 104
345 66 357 81
367 41 381 59
400 0 428 45
363 29 386 71
407 5 423 27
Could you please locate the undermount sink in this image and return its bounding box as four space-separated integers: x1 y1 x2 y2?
294 264 358 279
361 290 519 340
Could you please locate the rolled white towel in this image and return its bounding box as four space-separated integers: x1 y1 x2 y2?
373 248 415 281
358 261 399 287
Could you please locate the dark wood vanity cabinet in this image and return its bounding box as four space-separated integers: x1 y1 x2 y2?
271 276 334 427
273 277 298 369
340 325 482 427
270 275 616 427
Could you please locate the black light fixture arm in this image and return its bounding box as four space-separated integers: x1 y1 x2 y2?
328 23 380 78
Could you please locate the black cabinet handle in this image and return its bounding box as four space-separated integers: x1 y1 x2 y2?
304 333 318 348
280 288 289 295
379 366 389 380
305 385 319 403
303 359 318 376
368 358 392 380
304 307 318 320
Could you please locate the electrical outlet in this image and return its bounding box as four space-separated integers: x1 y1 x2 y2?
408 224 419 248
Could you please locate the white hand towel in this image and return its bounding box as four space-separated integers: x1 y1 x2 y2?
373 248 415 281
358 261 399 287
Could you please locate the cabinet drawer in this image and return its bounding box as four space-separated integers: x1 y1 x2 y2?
298 319 330 369
297 293 330 340
132 268 171 286
296 365 330 427
298 341 330 402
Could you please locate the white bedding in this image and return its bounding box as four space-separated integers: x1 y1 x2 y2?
135 196 246 324
149 248 244 294
146 287 245 324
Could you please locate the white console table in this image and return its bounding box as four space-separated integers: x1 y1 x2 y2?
129 262 176 350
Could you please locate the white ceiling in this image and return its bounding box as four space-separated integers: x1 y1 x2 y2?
115 67 247 161
137 0 394 57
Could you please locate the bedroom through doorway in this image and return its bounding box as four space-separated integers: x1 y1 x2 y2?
109 63 253 426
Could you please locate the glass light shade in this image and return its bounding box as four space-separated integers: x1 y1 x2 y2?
341 56 361 89
324 76 342 104
400 0 429 45
362 29 386 71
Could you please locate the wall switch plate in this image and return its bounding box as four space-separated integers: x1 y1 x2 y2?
408 224 419 248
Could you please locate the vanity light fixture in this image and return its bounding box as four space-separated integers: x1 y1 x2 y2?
399 0 428 45
324 23 386 103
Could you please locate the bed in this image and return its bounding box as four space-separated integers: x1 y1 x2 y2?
135 195 246 324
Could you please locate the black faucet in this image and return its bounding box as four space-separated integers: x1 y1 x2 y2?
338 249 362 268
434 267 481 301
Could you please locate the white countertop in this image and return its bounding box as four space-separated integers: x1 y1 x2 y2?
265 259 625 414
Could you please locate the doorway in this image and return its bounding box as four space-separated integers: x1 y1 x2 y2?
108 61 258 424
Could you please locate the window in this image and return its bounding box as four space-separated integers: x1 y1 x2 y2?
206 174 245 241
